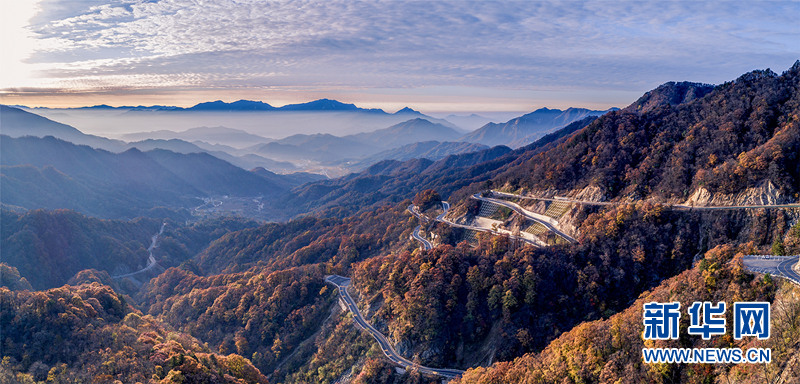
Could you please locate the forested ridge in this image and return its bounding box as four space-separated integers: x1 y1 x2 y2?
278 116 599 219
492 63 800 201
0 283 267 383
1 209 160 290
3 64 800 383
195 203 415 275
0 209 257 290
276 62 800 220
350 205 797 369
455 241 800 384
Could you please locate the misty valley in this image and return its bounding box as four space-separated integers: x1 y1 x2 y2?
1 101 608 220
1 2 800 381
3 63 800 384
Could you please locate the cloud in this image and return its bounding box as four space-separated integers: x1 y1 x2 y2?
5 0 800 109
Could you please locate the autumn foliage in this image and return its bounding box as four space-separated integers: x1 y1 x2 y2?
494 64 800 201
0 283 267 383
454 244 800 384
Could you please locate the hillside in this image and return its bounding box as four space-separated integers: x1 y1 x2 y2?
121 126 273 147
136 203 418 380
349 141 489 170
347 118 464 149
455 241 800 384
0 209 257 290
625 81 715 113
460 107 611 148
0 283 267 382
143 149 282 196
348 204 797 369
0 105 125 151
493 63 800 203
0 135 311 218
131 185 797 382
0 209 159 290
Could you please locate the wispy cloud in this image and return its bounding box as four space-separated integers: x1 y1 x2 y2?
3 0 799 109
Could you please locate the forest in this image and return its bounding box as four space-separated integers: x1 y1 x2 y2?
454 243 800 384
350 204 797 368
0 282 266 383
0 209 257 290
2 64 800 383
492 64 800 201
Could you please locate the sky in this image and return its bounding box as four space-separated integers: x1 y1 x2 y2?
1 0 798 113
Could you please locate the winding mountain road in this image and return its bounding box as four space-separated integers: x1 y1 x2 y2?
407 205 433 250
492 189 800 282
490 190 800 210
325 275 465 379
411 225 433 250
418 201 541 246
742 255 800 286
113 222 166 279
437 201 450 220
472 193 578 244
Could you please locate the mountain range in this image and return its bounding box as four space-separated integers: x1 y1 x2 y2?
0 102 619 219
120 126 273 147
1 105 493 180
460 107 614 147
0 105 125 151
348 141 489 170
3 62 800 383
7 98 613 174
0 135 319 218
245 118 468 163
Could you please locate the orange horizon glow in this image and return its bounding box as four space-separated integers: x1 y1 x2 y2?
2 1 797 114
0 87 631 113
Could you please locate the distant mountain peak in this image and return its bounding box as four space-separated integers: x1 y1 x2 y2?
395 107 420 114
279 98 360 111
346 118 463 150
790 59 800 73
563 107 589 112
403 117 434 124
79 104 116 109
736 69 778 83
121 147 143 154
188 99 275 111
625 81 715 113
460 106 611 148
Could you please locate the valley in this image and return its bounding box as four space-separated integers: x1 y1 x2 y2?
111 222 167 279
3 53 800 384
325 275 465 379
